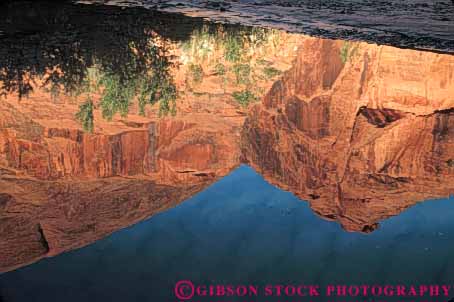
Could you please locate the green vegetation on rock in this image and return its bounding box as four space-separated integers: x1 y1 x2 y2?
340 41 358 64
233 64 251 85
263 66 282 79
214 63 226 76
75 100 94 133
99 73 135 120
232 90 258 107
188 64 204 84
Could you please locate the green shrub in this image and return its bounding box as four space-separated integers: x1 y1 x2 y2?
188 63 204 84
339 42 358 64
233 64 251 85
256 59 270 66
340 42 351 64
224 35 243 63
181 26 216 62
75 100 94 133
249 27 268 47
232 90 258 107
263 66 281 79
158 78 177 117
214 63 226 76
138 76 177 117
99 74 135 120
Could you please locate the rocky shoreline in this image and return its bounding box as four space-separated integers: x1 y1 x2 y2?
76 0 454 53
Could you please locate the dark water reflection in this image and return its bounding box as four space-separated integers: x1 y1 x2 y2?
1 1 454 301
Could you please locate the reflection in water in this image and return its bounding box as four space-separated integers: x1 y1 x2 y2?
0 1 300 273
0 0 454 296
0 1 293 126
242 37 454 233
2 166 454 302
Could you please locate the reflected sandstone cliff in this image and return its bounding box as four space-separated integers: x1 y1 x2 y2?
241 37 454 233
1 2 454 273
0 93 244 272
0 2 299 273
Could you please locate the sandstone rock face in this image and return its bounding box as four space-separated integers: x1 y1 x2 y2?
0 62 248 273
0 178 208 273
0 14 303 272
0 78 248 272
0 99 242 272
0 98 240 181
241 37 454 233
1 31 454 273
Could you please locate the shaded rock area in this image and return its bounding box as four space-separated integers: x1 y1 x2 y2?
0 176 215 272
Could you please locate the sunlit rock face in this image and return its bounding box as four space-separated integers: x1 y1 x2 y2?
241 37 454 233
0 98 241 180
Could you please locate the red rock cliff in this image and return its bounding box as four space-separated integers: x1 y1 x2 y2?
241 37 454 233
0 74 245 273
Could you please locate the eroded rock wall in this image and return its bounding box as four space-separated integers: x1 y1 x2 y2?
242 37 454 232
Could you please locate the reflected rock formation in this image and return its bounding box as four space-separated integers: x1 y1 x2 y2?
0 98 243 272
0 2 301 272
241 37 454 233
1 1 454 274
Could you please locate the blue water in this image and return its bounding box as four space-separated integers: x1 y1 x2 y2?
1 165 454 302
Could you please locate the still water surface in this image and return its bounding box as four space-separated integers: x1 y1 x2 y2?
1 2 454 302
1 166 454 301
